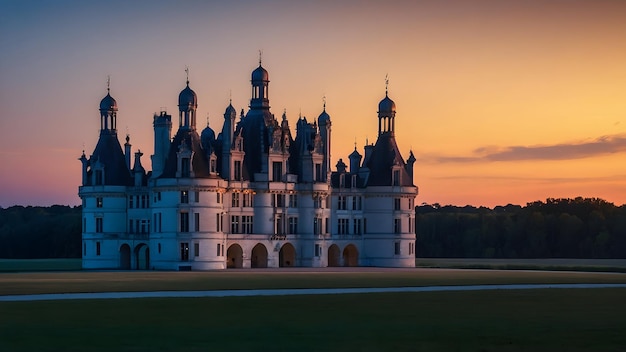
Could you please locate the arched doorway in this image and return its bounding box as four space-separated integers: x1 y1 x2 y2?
343 244 359 267
227 244 243 268
251 243 268 268
119 244 131 270
328 244 340 267
279 243 296 267
134 243 149 270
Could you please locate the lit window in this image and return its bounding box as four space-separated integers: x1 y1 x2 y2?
181 190 189 204
96 197 103 208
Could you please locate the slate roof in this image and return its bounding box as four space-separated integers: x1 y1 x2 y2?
160 129 212 178
89 131 132 186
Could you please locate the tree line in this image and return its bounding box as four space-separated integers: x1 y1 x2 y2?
416 197 626 258
1 197 625 259
0 205 81 258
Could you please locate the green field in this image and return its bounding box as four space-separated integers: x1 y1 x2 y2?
2 261 626 351
1 288 625 352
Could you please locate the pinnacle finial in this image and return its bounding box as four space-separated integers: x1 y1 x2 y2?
259 50 263 66
185 66 189 85
385 73 389 95
106 75 111 93
206 113 210 127
323 95 326 110
229 89 232 105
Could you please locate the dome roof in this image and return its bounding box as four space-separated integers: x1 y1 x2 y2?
201 125 216 145
251 65 269 82
99 92 118 111
318 108 331 125
378 93 396 115
225 103 236 116
178 83 197 111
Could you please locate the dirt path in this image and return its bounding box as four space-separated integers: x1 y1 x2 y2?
1 283 625 302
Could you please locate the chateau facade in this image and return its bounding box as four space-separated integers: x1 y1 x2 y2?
79 62 418 270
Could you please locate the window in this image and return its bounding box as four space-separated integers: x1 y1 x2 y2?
314 196 322 209
272 194 285 207
95 217 103 233
315 243 321 257
394 218 401 234
242 216 253 234
289 194 298 208
315 163 322 181
195 213 200 231
243 193 253 207
288 217 298 234
128 195 134 209
409 242 414 255
180 242 189 261
394 241 401 255
394 198 401 211
141 195 148 208
352 196 362 210
158 243 161 254
393 170 400 186
324 218 329 234
181 158 190 178
232 192 240 207
140 219 149 234
217 192 222 203
313 217 322 235
234 160 242 181
194 243 200 257
180 212 189 232
272 161 282 182
364 218 367 234
210 159 216 173
216 213 223 232
128 219 134 233
338 196 347 210
353 218 362 235
96 241 101 256
408 217 413 233
231 215 240 234
338 218 349 235
194 191 199 203
275 215 283 235
181 190 189 204
96 197 103 208
409 198 414 209
216 243 221 256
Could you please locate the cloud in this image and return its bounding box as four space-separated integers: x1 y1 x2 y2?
420 133 626 163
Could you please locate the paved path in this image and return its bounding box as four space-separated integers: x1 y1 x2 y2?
1 283 625 302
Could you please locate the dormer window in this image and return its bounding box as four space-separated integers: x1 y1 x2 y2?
393 170 400 186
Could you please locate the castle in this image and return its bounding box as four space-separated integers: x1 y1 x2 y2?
79 61 418 270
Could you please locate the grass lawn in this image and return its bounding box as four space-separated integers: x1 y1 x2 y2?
1 288 625 352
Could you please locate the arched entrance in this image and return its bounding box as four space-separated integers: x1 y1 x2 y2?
134 243 150 270
328 244 340 267
251 243 268 268
343 244 359 267
119 244 131 270
227 244 243 268
279 243 296 267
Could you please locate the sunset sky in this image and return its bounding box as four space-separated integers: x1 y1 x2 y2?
1 0 626 208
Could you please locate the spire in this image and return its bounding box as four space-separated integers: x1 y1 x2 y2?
385 73 389 96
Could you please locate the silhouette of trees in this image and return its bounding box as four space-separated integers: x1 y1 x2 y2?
0 205 81 258
416 197 626 259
